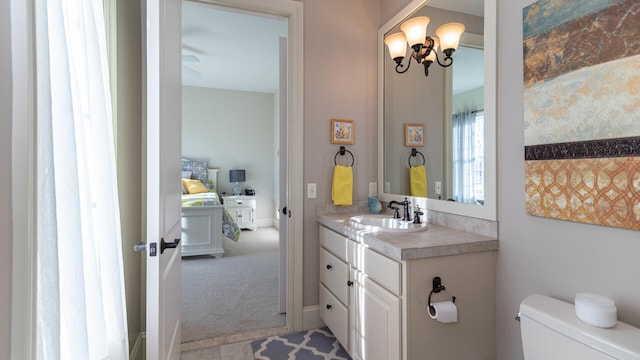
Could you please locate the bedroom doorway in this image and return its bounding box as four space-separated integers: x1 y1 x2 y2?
180 0 292 345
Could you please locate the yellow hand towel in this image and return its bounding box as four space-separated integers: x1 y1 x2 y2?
410 165 428 197
332 165 353 206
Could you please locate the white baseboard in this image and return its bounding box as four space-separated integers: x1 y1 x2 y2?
257 218 278 228
302 305 325 330
129 332 145 360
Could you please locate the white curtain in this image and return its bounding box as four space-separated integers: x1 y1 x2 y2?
35 0 129 358
452 110 485 204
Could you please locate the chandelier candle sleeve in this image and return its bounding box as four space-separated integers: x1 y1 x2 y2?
400 16 430 48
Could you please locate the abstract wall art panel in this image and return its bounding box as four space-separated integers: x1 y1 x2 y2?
523 0 640 230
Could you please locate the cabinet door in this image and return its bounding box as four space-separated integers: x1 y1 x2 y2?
238 207 254 227
228 206 254 229
319 284 349 349
349 268 364 360
361 277 401 360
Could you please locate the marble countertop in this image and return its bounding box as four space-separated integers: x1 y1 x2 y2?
318 213 499 261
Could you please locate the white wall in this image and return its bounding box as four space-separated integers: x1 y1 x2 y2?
182 86 276 226
453 86 483 114
496 1 640 358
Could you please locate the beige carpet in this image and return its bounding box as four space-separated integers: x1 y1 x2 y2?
181 227 285 343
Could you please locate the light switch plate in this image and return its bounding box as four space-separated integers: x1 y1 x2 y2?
307 183 317 198
435 181 442 195
369 182 377 197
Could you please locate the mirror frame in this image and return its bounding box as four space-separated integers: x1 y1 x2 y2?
377 0 497 221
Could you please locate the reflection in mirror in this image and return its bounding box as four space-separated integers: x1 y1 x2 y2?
378 0 497 220
446 38 484 204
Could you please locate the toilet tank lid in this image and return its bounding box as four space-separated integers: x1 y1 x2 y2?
520 294 640 359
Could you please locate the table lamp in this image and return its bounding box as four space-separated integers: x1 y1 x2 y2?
229 169 246 195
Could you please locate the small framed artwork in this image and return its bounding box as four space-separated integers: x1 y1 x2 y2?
405 123 424 146
331 119 354 145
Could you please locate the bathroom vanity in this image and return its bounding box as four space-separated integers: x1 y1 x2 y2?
318 213 498 360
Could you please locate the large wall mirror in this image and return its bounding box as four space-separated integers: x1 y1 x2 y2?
377 0 496 220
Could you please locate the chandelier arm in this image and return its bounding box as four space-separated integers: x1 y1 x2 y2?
434 53 453 67
395 57 412 74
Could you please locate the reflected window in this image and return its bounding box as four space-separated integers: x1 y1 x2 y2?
452 111 484 204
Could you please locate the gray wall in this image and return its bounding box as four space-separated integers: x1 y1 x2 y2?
182 86 276 224
302 0 380 306
1 0 12 356
496 0 640 358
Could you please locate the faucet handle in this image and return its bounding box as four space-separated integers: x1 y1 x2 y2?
413 205 424 224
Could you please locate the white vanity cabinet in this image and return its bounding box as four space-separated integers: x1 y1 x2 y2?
318 220 497 360
319 226 402 360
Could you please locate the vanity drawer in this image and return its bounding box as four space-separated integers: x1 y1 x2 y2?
319 247 349 304
363 247 402 296
319 283 348 349
319 226 348 262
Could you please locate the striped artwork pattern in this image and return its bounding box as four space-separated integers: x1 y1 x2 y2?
522 0 640 230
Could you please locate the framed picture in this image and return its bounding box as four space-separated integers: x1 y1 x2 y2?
331 119 354 145
404 123 424 146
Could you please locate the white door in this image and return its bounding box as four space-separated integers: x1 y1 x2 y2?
145 0 183 358
278 36 289 314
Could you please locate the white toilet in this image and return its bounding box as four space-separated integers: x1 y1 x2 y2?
519 294 640 359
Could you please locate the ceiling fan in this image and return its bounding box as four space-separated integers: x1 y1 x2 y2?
181 53 201 77
182 25 209 77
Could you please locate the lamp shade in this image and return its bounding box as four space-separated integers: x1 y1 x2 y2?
435 22 465 52
384 32 408 60
229 169 246 183
400 16 430 48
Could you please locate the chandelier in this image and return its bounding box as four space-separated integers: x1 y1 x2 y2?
384 16 465 77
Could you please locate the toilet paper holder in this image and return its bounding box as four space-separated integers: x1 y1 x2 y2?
428 276 456 316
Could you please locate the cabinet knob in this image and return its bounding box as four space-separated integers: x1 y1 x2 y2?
326 304 332 310
326 264 332 270
347 280 353 287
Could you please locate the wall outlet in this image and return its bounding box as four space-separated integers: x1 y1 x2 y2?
369 182 377 197
435 181 442 195
307 183 316 198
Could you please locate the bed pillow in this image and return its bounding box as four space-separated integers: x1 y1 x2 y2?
182 178 209 194
182 159 208 185
181 170 192 179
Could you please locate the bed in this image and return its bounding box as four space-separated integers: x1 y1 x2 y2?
181 162 240 257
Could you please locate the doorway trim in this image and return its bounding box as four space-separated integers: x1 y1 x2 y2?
190 0 304 332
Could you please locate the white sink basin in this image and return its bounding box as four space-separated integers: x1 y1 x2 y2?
349 215 428 233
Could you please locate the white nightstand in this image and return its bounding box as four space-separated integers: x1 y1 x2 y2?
222 195 257 230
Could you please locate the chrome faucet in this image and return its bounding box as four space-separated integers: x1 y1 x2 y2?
387 197 411 222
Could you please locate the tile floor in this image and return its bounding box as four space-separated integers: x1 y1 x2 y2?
180 326 288 360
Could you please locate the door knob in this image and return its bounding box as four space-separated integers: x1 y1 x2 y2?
161 238 181 254
133 242 146 252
